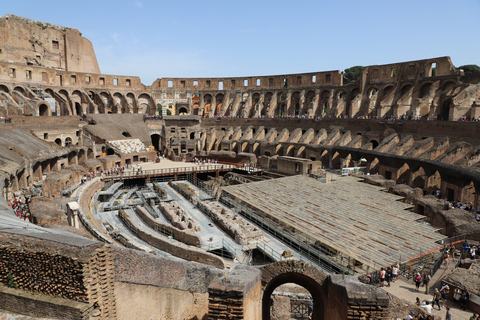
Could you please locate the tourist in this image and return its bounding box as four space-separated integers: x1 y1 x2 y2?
463 240 471 259
385 267 392 287
469 314 478 320
407 311 415 320
449 243 456 261
420 301 432 314
307 303 313 319
441 285 450 308
445 306 452 320
423 272 431 294
392 264 399 282
433 288 442 310
414 272 422 291
460 288 470 310
380 267 385 287
416 297 421 306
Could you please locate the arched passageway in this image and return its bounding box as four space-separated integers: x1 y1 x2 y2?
261 261 328 320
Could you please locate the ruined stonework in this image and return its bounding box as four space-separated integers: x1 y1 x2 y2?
0 234 116 319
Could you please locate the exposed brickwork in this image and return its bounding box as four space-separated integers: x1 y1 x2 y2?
261 260 328 286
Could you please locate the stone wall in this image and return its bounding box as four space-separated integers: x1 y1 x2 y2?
118 209 225 269
134 205 201 247
0 233 116 319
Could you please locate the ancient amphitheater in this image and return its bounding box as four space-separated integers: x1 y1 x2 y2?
1 14 480 320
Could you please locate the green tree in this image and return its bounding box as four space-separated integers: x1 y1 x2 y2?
157 104 162 114
458 65 480 76
343 66 365 83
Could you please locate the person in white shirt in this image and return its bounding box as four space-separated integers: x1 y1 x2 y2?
420 301 432 314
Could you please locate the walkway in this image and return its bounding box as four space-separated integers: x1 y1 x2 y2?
380 261 473 319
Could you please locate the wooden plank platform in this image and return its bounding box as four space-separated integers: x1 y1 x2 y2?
221 175 445 270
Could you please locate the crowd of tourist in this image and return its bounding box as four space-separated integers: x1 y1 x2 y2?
1 116 12 123
143 115 163 121
8 195 31 221
190 157 218 165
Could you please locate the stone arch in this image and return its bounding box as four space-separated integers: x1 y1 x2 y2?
412 167 426 189
58 89 72 115
261 260 328 320
38 103 50 116
252 142 261 156
113 92 124 114
178 106 188 115
231 142 237 153
67 151 77 165
396 163 410 184
442 81 456 92
55 138 62 146
137 93 153 114
381 85 394 99
241 142 248 153
350 87 360 99
0 84 10 93
285 145 295 157
65 137 73 147
296 146 306 158
369 157 380 174
263 92 273 116
78 149 86 164
275 144 283 155
214 93 224 116
125 92 136 113
419 82 433 98
400 84 413 96
441 98 451 120
370 139 379 149
320 150 329 167
367 86 379 98
462 180 476 205
426 170 441 191
13 86 26 95
203 93 213 117
87 148 94 159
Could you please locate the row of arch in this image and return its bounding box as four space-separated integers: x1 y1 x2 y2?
188 78 459 119
0 83 156 117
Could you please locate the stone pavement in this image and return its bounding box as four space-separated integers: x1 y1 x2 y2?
380 261 473 319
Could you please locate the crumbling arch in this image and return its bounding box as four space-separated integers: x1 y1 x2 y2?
396 163 410 184
0 84 10 93
285 145 295 157
261 261 328 320
137 93 153 114
38 103 50 116
419 82 433 98
178 107 188 115
412 167 426 189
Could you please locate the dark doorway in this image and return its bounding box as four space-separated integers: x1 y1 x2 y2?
441 99 451 121
151 134 160 151
75 102 83 116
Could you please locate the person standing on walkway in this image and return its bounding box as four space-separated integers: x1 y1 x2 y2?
445 306 452 320
392 264 399 282
433 288 442 310
385 267 392 287
414 273 422 291
380 267 385 287
423 272 431 294
441 285 450 308
460 288 470 310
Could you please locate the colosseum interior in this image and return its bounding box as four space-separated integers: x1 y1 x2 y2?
1 14 480 320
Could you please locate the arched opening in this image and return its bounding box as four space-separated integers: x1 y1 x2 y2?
412 167 426 189
0 84 9 93
275 144 283 155
55 138 62 146
189 132 195 140
151 134 160 151
396 163 410 184
38 104 49 116
122 131 132 137
261 262 327 320
87 148 94 159
252 142 260 156
178 107 188 115
401 84 412 96
296 146 306 158
370 140 379 149
106 148 115 155
75 102 83 116
67 152 77 165
462 181 476 205
419 83 432 98
78 149 86 164
285 145 295 157
65 137 72 147
441 98 451 120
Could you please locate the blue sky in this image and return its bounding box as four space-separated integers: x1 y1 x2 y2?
2 0 480 85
